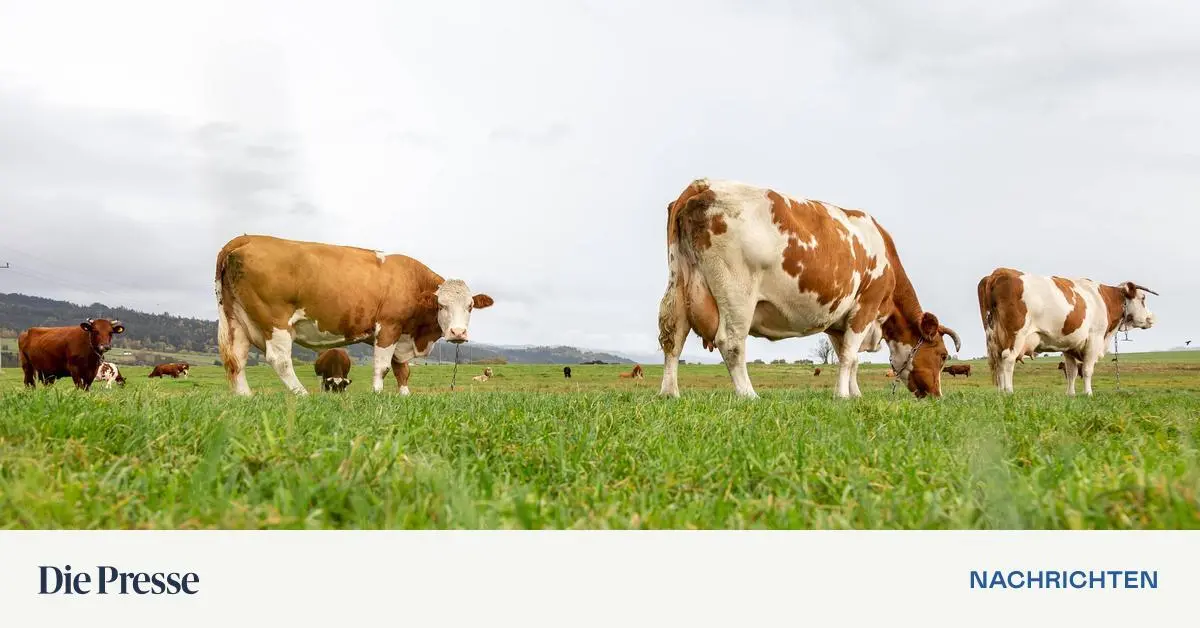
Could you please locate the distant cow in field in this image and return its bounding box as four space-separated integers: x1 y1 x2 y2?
18 319 125 390
96 362 126 389
314 349 352 392
149 362 190 379
813 368 821 377
979 267 1156 395
885 368 895 378
563 366 572 379
619 364 644 379
1057 361 1083 377
942 364 971 377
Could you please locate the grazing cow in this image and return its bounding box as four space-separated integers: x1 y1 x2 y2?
1057 361 1083 377
619 364 645 379
314 348 353 392
563 366 572 379
885 368 895 378
813 368 822 377
942 364 971 377
472 373 489 382
658 179 960 399
978 268 1157 395
148 362 190 378
215 235 494 396
96 361 126 389
18 319 125 389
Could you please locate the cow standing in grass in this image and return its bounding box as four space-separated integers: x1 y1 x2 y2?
215 235 493 396
658 179 959 399
315 348 353 392
978 268 1157 395
18 319 125 390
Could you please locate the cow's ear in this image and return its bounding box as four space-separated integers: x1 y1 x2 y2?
80 321 93 332
919 312 940 341
113 323 125 334
1122 281 1138 299
417 291 439 312
472 294 495 309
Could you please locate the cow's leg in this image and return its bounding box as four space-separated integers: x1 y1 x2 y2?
711 298 756 399
22 360 35 388
657 282 689 398
265 329 307 395
372 342 397 393
1063 354 1079 396
830 330 867 399
1081 352 1100 396
391 356 411 396
998 352 1018 393
218 312 253 396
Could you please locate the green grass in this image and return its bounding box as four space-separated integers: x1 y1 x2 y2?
1 354 1198 529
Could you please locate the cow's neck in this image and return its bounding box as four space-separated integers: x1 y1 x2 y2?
878 228 926 347
1098 284 1127 335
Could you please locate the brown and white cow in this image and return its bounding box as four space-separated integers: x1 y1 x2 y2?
942 364 971 377
215 235 493 396
18 319 125 389
658 179 960 399
314 348 353 392
618 364 644 379
977 268 1157 395
148 362 190 378
97 361 127 388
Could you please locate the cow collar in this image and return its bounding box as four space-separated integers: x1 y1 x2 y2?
891 337 925 396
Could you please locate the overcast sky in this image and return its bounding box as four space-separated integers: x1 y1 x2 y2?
1 0 1197 364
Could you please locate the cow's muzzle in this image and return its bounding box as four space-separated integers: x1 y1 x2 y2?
447 328 468 344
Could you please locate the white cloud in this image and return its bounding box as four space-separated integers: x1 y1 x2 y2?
1 0 1196 364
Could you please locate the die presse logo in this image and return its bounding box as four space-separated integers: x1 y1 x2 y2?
39 565 199 595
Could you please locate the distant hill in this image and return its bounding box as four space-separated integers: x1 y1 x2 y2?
0 293 633 365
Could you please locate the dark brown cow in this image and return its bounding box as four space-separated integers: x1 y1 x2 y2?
1057 361 1083 377
18 319 125 389
314 349 352 392
149 362 190 378
813 368 822 377
942 364 971 377
563 366 572 379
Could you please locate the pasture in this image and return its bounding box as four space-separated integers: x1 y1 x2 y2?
1 352 1198 529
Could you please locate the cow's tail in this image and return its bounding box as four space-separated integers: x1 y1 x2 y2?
659 179 716 356
977 274 1002 386
215 239 248 381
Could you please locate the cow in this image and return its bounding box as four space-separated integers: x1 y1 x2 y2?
472 373 489 382
657 179 960 399
942 364 971 377
618 364 644 379
563 366 572 379
885 368 895 378
813 368 821 377
978 268 1156 395
1057 361 1082 377
18 319 125 390
314 348 353 392
96 361 126 389
148 362 190 378
215 235 493 396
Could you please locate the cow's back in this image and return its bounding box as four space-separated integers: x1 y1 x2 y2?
314 349 351 378
18 327 81 369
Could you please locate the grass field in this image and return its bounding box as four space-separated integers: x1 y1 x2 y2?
1 352 1198 529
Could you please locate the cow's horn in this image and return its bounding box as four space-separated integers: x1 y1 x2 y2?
1133 284 1159 296
941 326 961 353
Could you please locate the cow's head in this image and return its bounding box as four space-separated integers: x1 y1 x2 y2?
889 312 961 399
323 377 351 393
79 318 124 354
421 279 494 344
1119 282 1157 330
